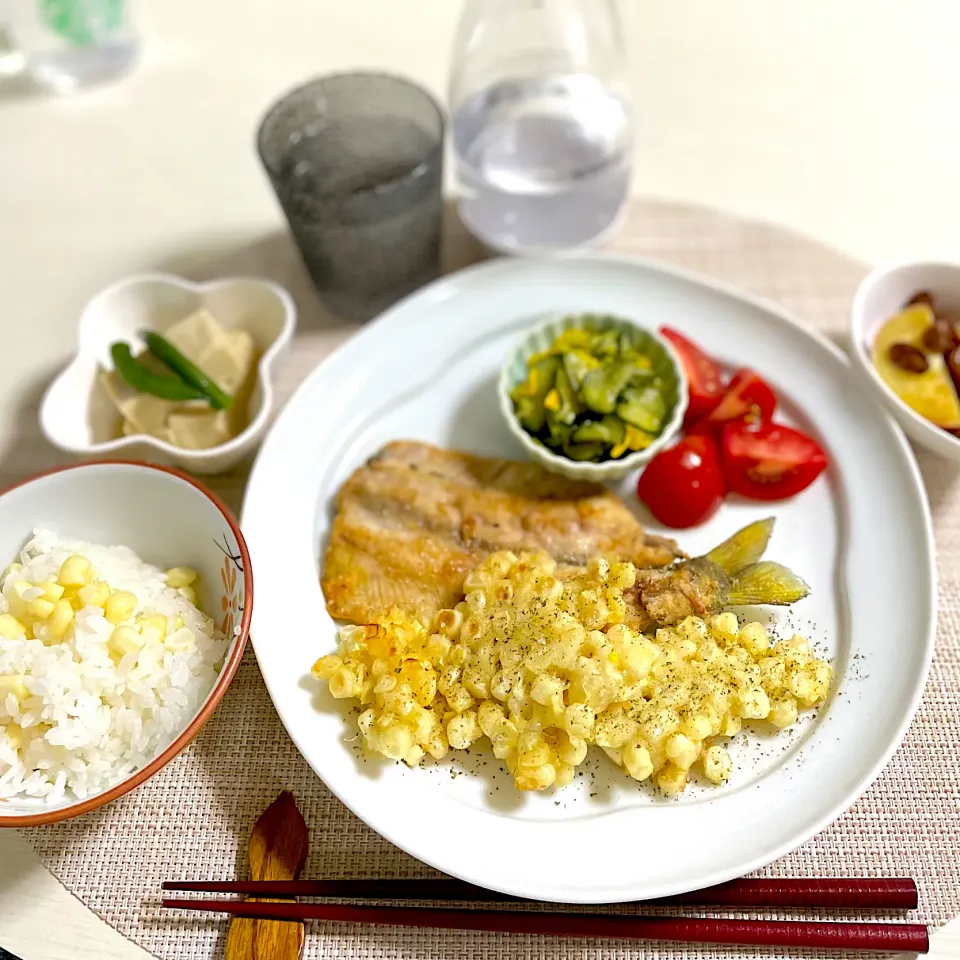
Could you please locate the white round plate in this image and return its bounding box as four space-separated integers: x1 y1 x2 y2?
242 255 935 903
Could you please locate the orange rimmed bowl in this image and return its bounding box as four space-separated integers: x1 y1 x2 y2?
0 461 252 827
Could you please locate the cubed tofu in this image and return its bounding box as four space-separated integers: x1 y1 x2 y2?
166 408 233 449
164 308 229 364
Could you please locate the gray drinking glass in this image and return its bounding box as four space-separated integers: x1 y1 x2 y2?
257 72 446 321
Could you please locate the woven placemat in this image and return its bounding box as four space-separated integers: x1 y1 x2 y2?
17 199 960 959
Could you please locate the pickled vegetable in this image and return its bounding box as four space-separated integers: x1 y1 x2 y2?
573 416 625 445
510 319 676 462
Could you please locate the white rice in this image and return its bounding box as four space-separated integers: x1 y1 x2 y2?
0 529 228 805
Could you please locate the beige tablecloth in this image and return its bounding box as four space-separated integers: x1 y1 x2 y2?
19 200 960 960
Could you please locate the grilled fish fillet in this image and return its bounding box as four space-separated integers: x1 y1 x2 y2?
322 440 681 625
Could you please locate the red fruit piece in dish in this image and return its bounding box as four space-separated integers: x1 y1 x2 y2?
636 434 726 528
689 368 777 434
659 327 725 425
720 420 828 501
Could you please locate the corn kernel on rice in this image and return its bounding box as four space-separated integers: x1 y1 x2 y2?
314 551 832 794
0 529 228 804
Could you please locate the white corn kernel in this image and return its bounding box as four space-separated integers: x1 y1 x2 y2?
78 581 110 608
447 712 481 750
665 733 700 770
137 614 168 638
311 655 343 680
58 555 93 587
4 723 22 749
789 673 817 705
563 703 596 739
0 675 29 701
710 612 739 641
27 597 55 619
434 608 462 637
104 590 137 625
681 713 713 742
0 614 26 639
738 622 769 656
378 724 414 761
46 600 75 640
517 763 556 791
720 715 742 737
108 626 143 660
557 734 588 766
769 697 799 729
656 763 688 795
37 581 65 602
165 566 198 589
328 667 358 699
622 741 654 782
740 688 770 720
702 745 733 784
554 762 576 788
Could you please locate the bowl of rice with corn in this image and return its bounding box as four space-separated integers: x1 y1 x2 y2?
0 461 251 826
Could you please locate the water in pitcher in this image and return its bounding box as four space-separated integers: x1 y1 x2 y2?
452 73 633 255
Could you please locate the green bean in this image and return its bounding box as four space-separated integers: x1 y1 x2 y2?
110 342 208 402
143 331 232 410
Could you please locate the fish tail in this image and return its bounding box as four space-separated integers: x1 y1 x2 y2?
726 561 810 607
704 518 776 574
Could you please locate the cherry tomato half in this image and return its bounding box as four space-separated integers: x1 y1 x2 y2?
688 368 777 435
659 327 725 426
721 420 828 501
636 435 726 528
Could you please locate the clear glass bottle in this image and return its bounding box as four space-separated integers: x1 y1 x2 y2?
449 0 634 256
1 0 138 93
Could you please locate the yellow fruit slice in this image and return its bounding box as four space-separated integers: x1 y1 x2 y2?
872 304 960 428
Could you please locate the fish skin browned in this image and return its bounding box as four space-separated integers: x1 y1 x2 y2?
321 440 681 625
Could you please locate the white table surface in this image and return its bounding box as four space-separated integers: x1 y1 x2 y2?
2 1 960 957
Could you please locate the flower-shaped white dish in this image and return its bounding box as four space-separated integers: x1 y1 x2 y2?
498 313 687 481
40 273 297 475
851 260 960 463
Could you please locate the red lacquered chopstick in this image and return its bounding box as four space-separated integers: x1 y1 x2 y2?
161 898 930 953
161 876 919 910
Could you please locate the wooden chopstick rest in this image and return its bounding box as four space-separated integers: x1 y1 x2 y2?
224 792 309 960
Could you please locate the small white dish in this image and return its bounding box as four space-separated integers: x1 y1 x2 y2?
0 460 251 827
40 273 297 475
498 313 687 481
851 260 960 462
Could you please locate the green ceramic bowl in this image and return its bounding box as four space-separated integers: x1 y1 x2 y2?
498 313 688 482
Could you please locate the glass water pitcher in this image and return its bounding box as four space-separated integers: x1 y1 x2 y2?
448 0 634 256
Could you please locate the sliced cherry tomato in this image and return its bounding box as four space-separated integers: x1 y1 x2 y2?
659 327 725 426
636 435 726 528
720 420 828 501
689 368 777 435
